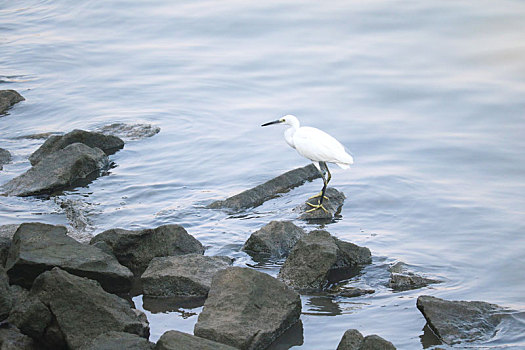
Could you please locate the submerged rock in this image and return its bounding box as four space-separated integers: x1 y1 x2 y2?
95 123 160 140
416 295 506 345
296 187 346 222
141 254 232 298
389 273 441 291
90 224 204 276
29 129 124 165
32 268 149 350
6 222 133 293
242 221 306 258
279 230 371 290
337 329 396 350
194 266 301 350
155 330 238 350
2 143 109 197
0 148 11 171
82 331 154 350
207 164 321 211
0 89 25 115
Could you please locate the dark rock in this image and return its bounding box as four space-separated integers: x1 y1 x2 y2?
95 123 160 140
8 292 52 340
278 230 371 290
155 330 238 350
337 329 396 350
207 164 321 211
0 90 24 115
2 143 109 197
81 331 154 350
29 129 124 166
5 222 133 293
242 221 306 258
297 187 346 222
417 295 505 345
0 268 12 321
194 266 301 350
141 254 232 297
0 148 11 171
32 268 149 350
389 273 440 291
0 324 40 350
90 225 204 276
329 286 375 298
0 238 10 267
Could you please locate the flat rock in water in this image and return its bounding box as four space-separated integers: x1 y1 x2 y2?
207 164 321 211
242 220 306 258
296 187 345 222
2 143 109 197
29 129 124 165
141 254 232 297
31 268 149 350
337 329 396 350
278 230 371 290
5 222 133 293
0 89 25 115
194 266 301 350
155 330 238 350
81 331 154 350
389 272 441 291
95 123 160 140
0 148 11 171
416 295 506 345
90 224 204 276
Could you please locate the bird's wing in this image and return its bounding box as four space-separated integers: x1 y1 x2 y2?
293 126 353 165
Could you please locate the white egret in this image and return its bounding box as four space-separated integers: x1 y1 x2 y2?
262 114 354 212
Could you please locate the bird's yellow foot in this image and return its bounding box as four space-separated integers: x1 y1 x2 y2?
305 201 329 213
308 192 329 201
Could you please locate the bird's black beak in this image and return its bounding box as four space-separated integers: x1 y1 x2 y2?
261 119 282 127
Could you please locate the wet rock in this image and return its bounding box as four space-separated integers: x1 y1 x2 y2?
95 123 160 140
416 295 505 345
208 164 321 211
81 331 154 350
13 132 62 140
194 266 301 350
0 268 12 321
141 254 232 297
297 187 345 222
29 129 124 166
337 329 396 350
279 230 371 290
0 90 25 115
8 291 52 340
389 273 440 291
155 330 238 350
32 268 149 350
0 324 40 350
91 224 204 276
55 198 94 237
242 221 306 258
0 148 11 171
2 143 109 197
6 222 133 293
328 286 375 298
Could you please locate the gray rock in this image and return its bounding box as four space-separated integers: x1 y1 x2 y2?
0 268 12 321
0 237 11 267
32 268 149 350
242 221 306 258
278 230 371 290
297 187 346 222
207 164 321 211
95 123 160 140
0 224 19 239
29 129 124 165
90 225 204 276
194 266 301 350
0 148 11 171
5 222 133 293
155 330 238 350
81 331 154 350
141 254 232 297
417 295 505 345
337 329 396 350
0 324 40 350
2 143 109 197
8 292 52 340
0 90 24 115
328 286 375 298
389 273 441 291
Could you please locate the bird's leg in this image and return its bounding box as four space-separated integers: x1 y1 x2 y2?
308 162 329 201
306 164 329 213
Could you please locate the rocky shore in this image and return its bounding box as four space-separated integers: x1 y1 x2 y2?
0 89 521 349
